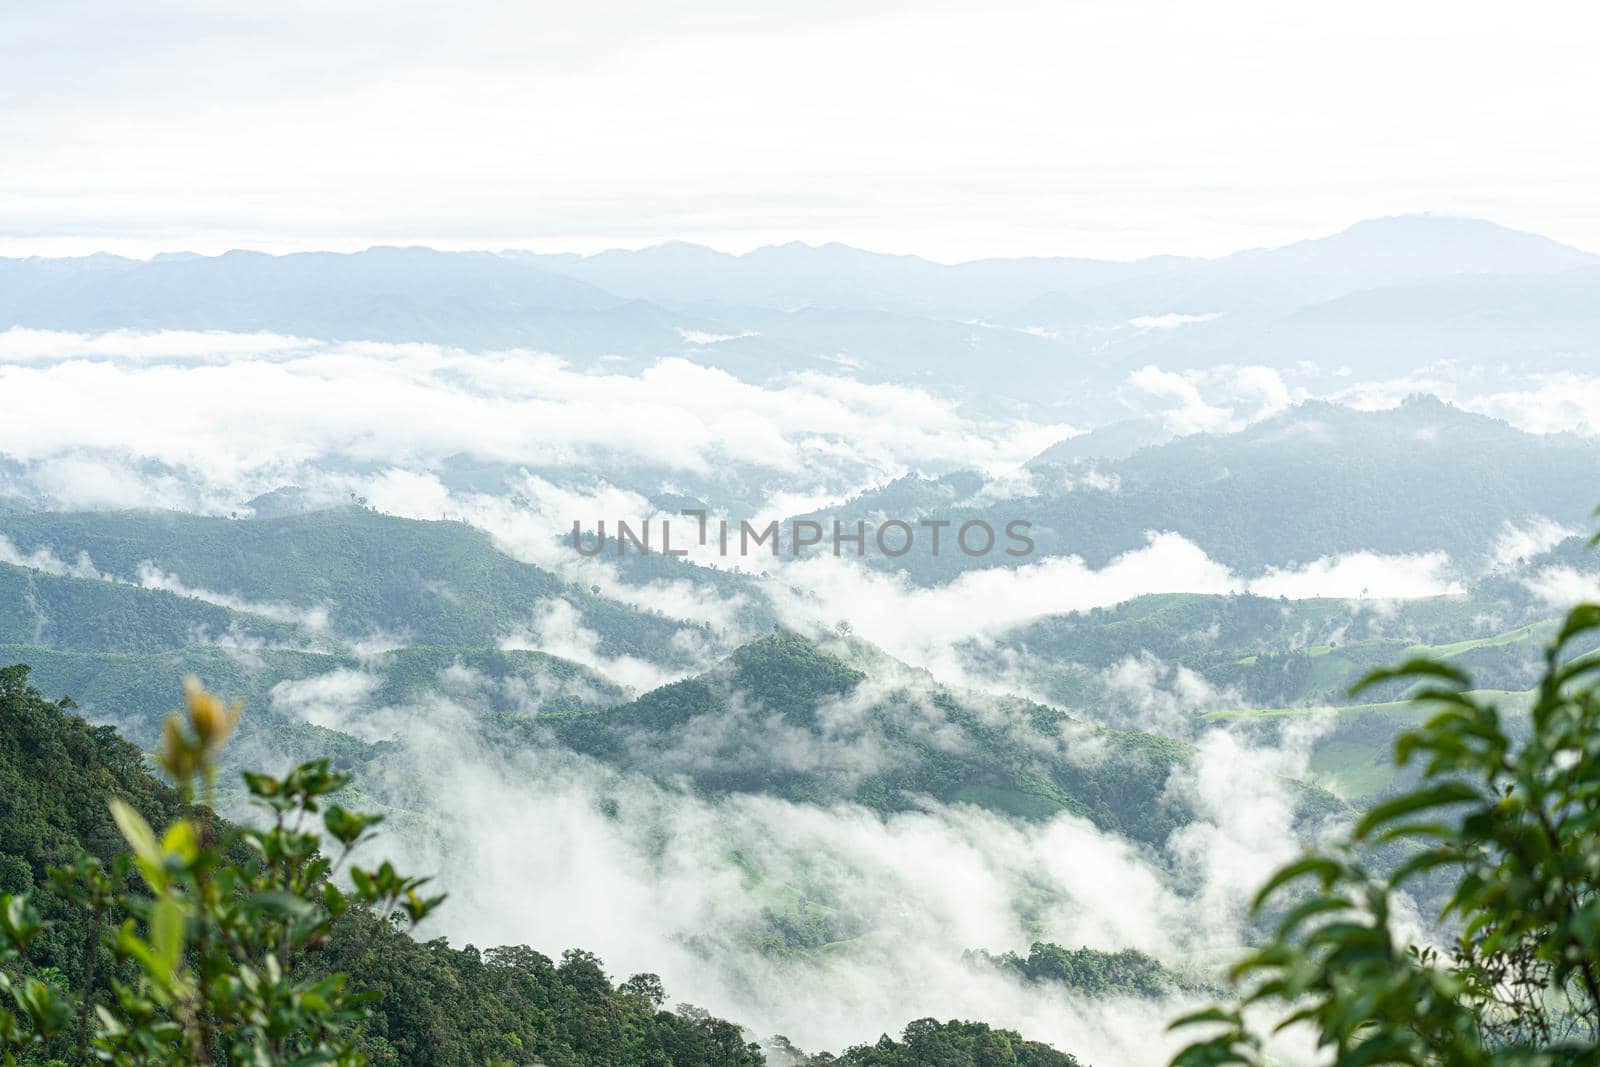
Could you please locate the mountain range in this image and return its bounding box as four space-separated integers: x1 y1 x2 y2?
4 216 1596 418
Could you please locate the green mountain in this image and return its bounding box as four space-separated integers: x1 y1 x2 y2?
0 507 708 664
5 499 1559 814
513 629 1298 847
1 509 663 758
981 587 1583 713
806 397 1600 579
0 665 1086 1066
970 587 1600 802
0 560 314 653
3 643 624 754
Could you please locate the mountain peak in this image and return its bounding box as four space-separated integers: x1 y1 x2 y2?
1268 214 1598 273
725 628 866 701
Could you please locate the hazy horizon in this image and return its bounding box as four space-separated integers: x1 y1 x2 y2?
4 211 1596 265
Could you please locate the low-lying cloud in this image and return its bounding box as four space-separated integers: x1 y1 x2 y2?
136 562 332 632
0 328 1066 514
1124 363 1298 437
351 697 1328 1067
499 597 693 694
747 534 1466 682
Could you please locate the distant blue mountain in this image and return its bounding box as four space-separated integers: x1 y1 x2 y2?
2 216 1595 416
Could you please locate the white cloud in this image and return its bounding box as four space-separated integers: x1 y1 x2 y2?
499 597 690 694
270 669 382 733
1247 550 1462 600
28 456 199 511
1125 363 1299 437
1126 366 1233 436
1470 374 1600 437
0 535 108 580
1489 516 1577 573
1125 312 1224 331
135 562 332 632
678 328 759 345
359 702 1327 1066
1334 368 1600 439
0 327 314 364
1164 723 1331 932
749 535 1465 680
1522 565 1599 609
1099 652 1240 737
764 532 1239 669
0 329 1066 514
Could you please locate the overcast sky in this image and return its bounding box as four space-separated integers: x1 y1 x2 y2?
3 0 1598 261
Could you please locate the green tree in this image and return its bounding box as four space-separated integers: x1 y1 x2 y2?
833 1018 1079 1066
1169 599 1600 1064
0 678 443 1065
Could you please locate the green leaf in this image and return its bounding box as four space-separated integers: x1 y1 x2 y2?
322 882 349 918
108 799 160 867
161 820 199 866
1354 782 1482 840
1554 604 1600 652
1341 1031 1414 1066
1251 855 1341 912
1388 849 1464 887
0 895 46 952
1274 895 1353 938
324 805 383 847
117 923 170 996
349 867 376 900
1167 1007 1237 1031
249 891 316 920
150 897 184 977
242 770 281 797
1350 658 1469 698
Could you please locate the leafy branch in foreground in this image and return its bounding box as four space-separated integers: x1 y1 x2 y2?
0 678 443 1066
1169 602 1600 1065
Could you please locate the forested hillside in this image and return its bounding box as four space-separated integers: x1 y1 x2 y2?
7 499 1538 815
0 665 1088 1065
984 585 1592 709
809 397 1600 578
521 629 1210 844
0 507 707 662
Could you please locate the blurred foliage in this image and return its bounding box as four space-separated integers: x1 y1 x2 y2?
1168 598 1600 1065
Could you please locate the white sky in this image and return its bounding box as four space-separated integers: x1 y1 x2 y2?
3 0 1598 262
